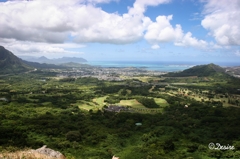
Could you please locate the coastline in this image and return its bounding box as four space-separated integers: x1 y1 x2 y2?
84 61 240 72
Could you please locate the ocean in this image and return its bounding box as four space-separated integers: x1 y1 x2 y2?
86 61 239 72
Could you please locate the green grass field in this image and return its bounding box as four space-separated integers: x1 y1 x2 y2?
154 98 169 107
119 99 145 108
77 100 100 111
119 99 165 113
118 97 168 108
93 96 107 106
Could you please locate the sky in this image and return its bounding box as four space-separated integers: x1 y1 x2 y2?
0 0 240 64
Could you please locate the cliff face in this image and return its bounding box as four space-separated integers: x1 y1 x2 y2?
0 46 32 73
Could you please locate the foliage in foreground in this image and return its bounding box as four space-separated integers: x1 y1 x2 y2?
1 101 240 158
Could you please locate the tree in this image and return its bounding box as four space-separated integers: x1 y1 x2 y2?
66 131 81 142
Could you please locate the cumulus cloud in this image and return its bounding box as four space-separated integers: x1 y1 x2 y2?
0 0 227 55
73 13 151 44
144 15 208 49
0 0 154 45
74 0 164 44
128 0 171 15
201 0 240 46
175 32 208 49
0 0 173 56
0 0 74 43
145 15 183 43
0 38 85 57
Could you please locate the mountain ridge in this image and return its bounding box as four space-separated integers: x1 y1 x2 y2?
0 46 32 73
0 46 69 73
165 63 229 78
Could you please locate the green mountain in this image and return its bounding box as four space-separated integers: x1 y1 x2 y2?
166 63 228 77
0 46 32 74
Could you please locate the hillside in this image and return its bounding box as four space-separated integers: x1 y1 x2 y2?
165 63 228 77
0 46 32 74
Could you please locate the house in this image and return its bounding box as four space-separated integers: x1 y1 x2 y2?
104 105 129 112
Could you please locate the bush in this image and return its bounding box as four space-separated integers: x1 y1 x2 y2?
66 131 81 142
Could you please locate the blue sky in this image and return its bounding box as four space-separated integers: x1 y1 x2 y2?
0 0 240 64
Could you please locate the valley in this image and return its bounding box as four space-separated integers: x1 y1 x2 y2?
1 61 240 158
0 0 239 158
1 46 240 158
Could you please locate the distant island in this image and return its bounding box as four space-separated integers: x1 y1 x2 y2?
20 55 87 64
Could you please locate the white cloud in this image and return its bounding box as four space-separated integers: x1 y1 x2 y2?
0 0 173 56
129 0 171 15
151 44 160 49
175 32 208 49
145 15 208 49
0 0 73 43
201 0 240 46
145 15 183 43
0 0 155 45
0 0 231 55
72 0 162 44
0 38 85 58
73 13 150 44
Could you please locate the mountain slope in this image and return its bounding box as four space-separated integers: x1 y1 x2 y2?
0 46 32 73
166 63 228 77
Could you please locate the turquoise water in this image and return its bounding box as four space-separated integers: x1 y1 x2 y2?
86 61 239 72
86 61 194 72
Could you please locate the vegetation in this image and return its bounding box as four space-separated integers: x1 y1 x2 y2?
0 46 32 73
1 61 240 158
136 97 159 108
166 63 228 78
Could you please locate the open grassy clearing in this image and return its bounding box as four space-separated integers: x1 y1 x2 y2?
120 76 163 82
118 99 164 113
77 100 101 111
154 98 169 107
92 96 107 106
119 99 146 108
